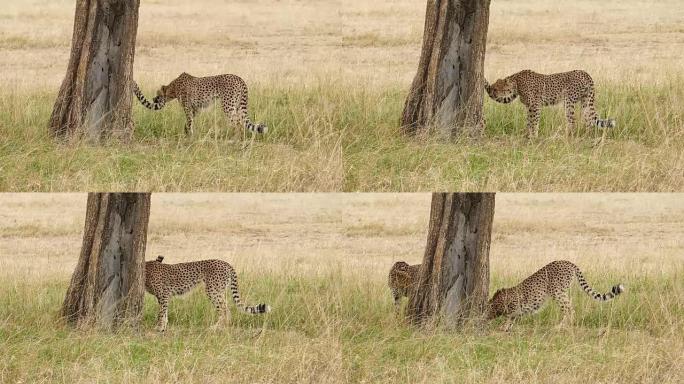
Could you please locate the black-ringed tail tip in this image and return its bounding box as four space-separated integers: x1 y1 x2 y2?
246 121 268 134
250 303 272 314
600 118 616 128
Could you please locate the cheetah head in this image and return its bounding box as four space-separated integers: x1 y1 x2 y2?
393 261 410 270
391 261 413 276
486 288 513 320
155 85 176 102
486 78 518 104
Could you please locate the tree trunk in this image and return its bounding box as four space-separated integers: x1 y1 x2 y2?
401 0 490 137
49 0 140 142
407 192 494 327
61 193 150 329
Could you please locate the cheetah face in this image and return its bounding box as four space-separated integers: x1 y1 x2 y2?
487 288 512 319
486 79 518 104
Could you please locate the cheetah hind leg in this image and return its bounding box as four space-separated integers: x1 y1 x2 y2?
526 103 541 139
229 113 244 143
220 98 244 142
182 105 196 136
564 100 577 137
155 296 170 332
553 291 574 328
207 286 231 330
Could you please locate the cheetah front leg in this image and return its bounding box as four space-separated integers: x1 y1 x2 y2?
391 288 401 316
500 315 517 332
526 103 541 138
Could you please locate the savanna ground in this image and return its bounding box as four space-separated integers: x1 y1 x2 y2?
1 0 683 191
0 193 682 383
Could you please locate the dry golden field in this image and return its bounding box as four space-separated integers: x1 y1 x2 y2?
2 0 683 88
1 0 683 190
0 193 682 382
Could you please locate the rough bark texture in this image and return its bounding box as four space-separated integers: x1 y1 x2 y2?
407 192 494 327
61 193 150 329
401 0 490 137
49 0 140 141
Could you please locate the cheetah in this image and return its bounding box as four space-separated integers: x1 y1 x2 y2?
487 260 624 331
132 73 267 136
485 70 615 137
388 261 421 314
145 256 270 332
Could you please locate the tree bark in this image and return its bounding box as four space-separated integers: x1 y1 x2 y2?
407 192 494 327
49 0 140 142
61 193 150 329
401 0 490 137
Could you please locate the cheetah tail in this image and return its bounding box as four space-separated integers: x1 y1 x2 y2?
575 266 625 302
245 119 268 134
583 86 615 129
131 81 166 110
597 118 616 129
228 268 271 314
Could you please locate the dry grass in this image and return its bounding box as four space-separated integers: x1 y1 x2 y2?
0 193 682 382
1 0 683 191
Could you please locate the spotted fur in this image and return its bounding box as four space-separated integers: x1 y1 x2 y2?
485 70 615 137
145 257 270 332
488 260 624 331
133 73 267 136
388 261 420 314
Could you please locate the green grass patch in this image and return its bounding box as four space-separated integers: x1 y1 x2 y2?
1 80 682 191
0 269 681 383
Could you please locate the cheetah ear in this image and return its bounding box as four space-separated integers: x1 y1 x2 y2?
156 255 164 263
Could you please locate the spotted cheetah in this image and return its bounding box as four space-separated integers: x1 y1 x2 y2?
145 256 270 332
132 73 267 136
485 70 615 137
488 260 624 331
388 261 421 314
